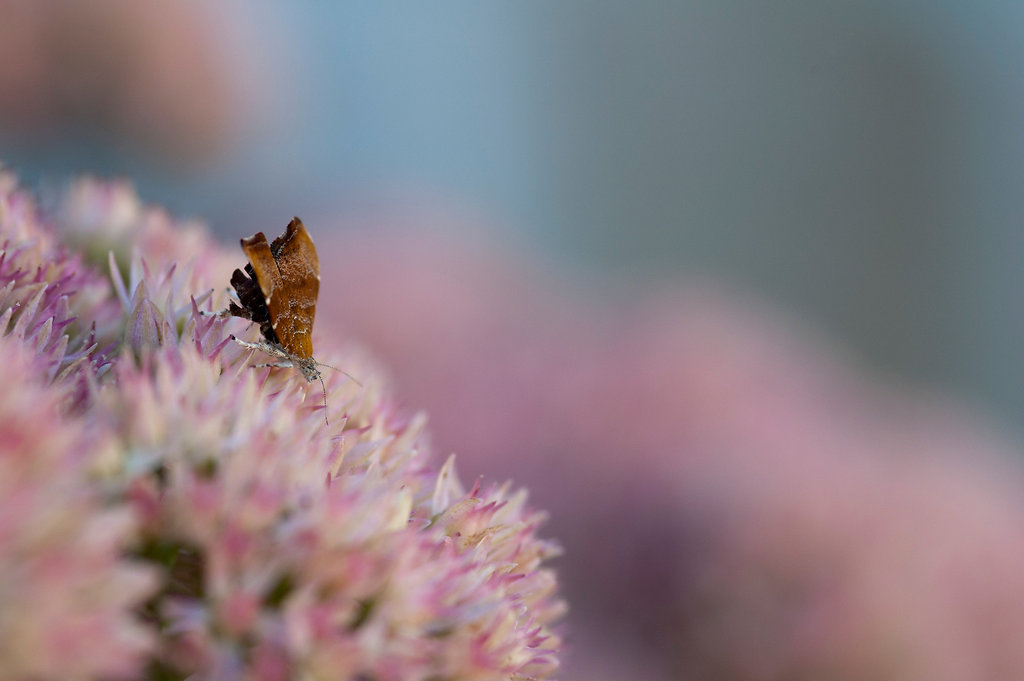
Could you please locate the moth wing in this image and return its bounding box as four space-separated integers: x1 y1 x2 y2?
266 217 319 359
239 231 281 302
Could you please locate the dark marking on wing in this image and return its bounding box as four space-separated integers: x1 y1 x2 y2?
229 217 319 360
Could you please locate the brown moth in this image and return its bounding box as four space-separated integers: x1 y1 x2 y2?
224 218 354 421
227 217 323 380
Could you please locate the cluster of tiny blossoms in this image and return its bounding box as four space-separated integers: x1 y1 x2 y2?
0 170 563 681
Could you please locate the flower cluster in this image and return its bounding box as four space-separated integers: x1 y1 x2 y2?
0 169 563 680
0 334 156 681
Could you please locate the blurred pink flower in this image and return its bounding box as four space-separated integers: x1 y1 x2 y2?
315 222 1024 681
0 0 240 167
57 176 234 279
672 418 1024 680
0 172 564 680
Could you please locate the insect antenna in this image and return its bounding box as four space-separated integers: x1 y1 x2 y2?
318 373 329 426
316 361 363 387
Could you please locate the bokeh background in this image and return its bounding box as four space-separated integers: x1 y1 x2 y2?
5 2 1024 680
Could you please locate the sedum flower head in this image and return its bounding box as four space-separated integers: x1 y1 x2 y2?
0 167 564 681
0 171 119 402
0 333 156 681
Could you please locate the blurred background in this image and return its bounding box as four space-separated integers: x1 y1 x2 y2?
6 2 1024 680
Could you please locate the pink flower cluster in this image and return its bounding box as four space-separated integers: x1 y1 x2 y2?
0 337 155 681
0 170 563 680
